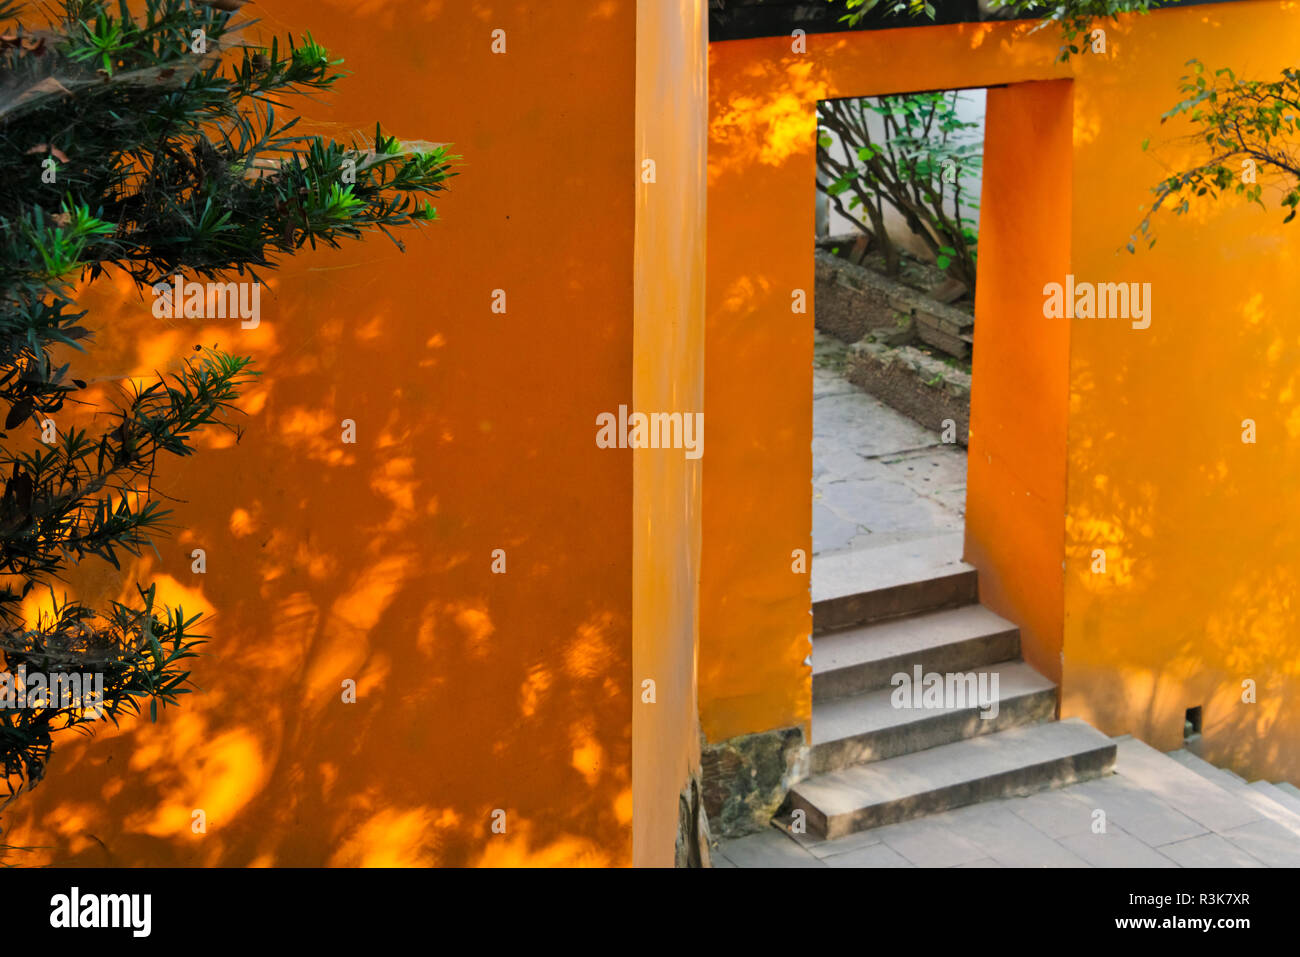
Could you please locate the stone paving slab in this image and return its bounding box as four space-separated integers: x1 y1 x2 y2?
862 817 987 867
1109 737 1260 834
715 828 826 868
823 842 915 868
880 446 969 499
777 813 884 860
1169 750 1300 838
1252 780 1300 819
1058 826 1179 868
1062 775 1209 847
1004 787 1097 840
812 333 966 558
1158 832 1266 868
1219 819 1300 867
933 803 1094 867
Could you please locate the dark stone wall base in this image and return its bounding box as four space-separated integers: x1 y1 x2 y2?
675 772 712 868
701 726 809 844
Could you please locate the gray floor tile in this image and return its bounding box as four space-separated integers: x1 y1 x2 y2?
873 818 989 867
1222 819 1300 867
801 826 885 861
1007 788 1097 840
1158 832 1266 868
935 803 1092 868
717 829 827 868
810 331 965 560
1063 775 1209 846
1059 826 1180 868
823 842 914 868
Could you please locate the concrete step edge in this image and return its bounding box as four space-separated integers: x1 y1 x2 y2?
1168 750 1300 837
791 718 1116 840
811 659 1055 760
813 569 978 633
1250 780 1300 820
812 533 969 605
1275 781 1300 801
813 603 1020 700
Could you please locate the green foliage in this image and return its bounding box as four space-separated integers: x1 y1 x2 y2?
0 0 455 848
834 0 1169 61
1131 60 1300 250
837 0 936 24
987 0 1167 60
818 91 981 292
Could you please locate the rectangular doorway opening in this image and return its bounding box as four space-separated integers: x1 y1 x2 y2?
811 87 982 591
806 76 1076 702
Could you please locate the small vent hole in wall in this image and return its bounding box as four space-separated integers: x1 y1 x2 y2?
1184 706 1203 743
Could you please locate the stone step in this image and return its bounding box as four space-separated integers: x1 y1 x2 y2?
813 603 1020 701
1251 780 1300 820
1107 738 1259 833
1166 750 1252 793
810 659 1056 773
1276 781 1300 801
789 718 1116 840
1166 749 1239 788
812 533 975 634
1168 750 1300 838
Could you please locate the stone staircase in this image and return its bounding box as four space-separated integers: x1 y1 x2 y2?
788 534 1116 841
1168 750 1300 839
720 733 1300 866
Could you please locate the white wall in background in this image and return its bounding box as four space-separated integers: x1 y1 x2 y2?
817 88 985 263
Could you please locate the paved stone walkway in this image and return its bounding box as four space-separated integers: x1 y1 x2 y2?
716 737 1300 868
813 333 965 558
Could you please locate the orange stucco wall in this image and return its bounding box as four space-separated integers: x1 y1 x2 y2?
966 79 1072 685
703 16 1069 745
1059 1 1300 779
702 0 1300 787
4 0 701 867
9 0 1300 868
631 0 708 867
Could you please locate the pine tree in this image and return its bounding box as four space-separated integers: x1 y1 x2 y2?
0 0 455 847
